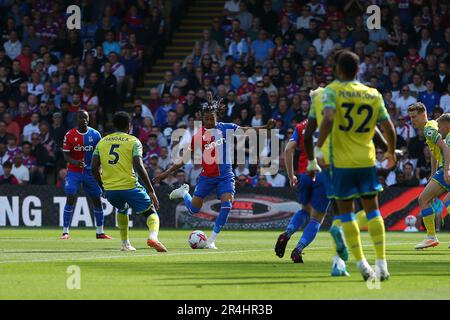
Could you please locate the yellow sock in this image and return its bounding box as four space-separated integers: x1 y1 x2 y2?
355 210 368 229
146 214 160 239
341 213 365 261
422 210 436 237
367 214 386 260
116 213 129 241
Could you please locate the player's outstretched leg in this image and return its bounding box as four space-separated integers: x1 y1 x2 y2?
146 212 168 252
60 202 74 240
275 209 309 258
169 184 190 200
169 183 202 215
206 200 232 250
117 211 136 251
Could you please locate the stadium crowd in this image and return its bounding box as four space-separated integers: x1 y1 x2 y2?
0 0 450 191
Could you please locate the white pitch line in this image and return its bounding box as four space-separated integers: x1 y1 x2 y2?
0 242 417 265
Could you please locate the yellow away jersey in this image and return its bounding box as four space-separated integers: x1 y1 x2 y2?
93 132 142 190
424 120 444 167
322 80 389 168
308 87 331 165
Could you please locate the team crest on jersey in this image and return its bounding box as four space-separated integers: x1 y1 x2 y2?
89 136 93 143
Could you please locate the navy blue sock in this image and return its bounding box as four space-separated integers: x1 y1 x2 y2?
297 218 321 250
63 205 74 230
213 201 232 234
93 207 104 232
183 192 200 214
286 209 309 237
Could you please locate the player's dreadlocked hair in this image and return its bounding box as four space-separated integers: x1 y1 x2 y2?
201 92 223 115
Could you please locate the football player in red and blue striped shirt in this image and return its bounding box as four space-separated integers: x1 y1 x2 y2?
60 110 111 240
155 98 275 249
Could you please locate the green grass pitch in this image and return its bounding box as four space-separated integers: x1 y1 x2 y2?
1 228 450 299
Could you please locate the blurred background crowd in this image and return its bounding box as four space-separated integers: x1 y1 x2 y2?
0 0 449 191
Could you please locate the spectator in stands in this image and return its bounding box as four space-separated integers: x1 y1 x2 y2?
236 2 253 32
236 174 250 188
155 92 175 127
23 112 40 142
251 30 274 64
3 31 21 60
396 85 417 117
11 154 29 185
224 0 242 24
196 29 220 56
102 31 121 56
396 115 416 146
49 112 65 148
157 71 175 96
418 78 440 114
3 112 20 143
228 31 249 62
0 161 19 185
440 83 450 112
313 29 334 59
265 170 287 187
255 174 271 187
408 73 426 97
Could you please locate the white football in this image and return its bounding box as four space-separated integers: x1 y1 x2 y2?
405 215 417 227
188 230 208 249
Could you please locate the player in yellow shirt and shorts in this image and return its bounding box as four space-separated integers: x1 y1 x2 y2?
92 111 167 252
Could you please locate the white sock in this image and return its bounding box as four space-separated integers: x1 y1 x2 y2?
122 240 130 246
332 255 341 265
376 259 387 270
357 259 370 270
149 231 158 241
63 227 69 234
426 235 438 240
209 231 218 243
96 226 104 234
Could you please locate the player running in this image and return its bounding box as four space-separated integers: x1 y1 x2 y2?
60 110 111 240
274 87 349 276
91 111 167 252
408 103 450 249
315 51 397 281
154 97 275 249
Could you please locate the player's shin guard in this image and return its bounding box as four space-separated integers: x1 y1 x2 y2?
297 218 321 250
355 210 368 229
213 201 232 235
366 210 386 260
93 207 104 234
422 207 436 237
116 212 129 242
286 209 309 237
183 193 200 215
340 212 365 261
146 213 160 241
63 204 74 233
